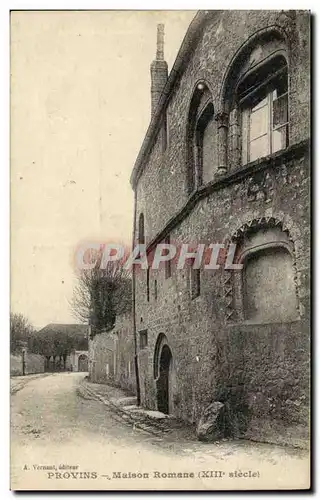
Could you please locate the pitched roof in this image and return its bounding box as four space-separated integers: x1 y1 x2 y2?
37 323 88 335
36 324 88 349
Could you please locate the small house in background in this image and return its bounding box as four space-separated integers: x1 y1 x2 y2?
31 323 89 372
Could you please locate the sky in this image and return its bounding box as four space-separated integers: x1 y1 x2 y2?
10 10 196 329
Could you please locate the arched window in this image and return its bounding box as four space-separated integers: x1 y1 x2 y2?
187 83 217 193
220 29 289 169
232 225 298 324
239 55 288 164
138 213 145 244
243 246 296 322
195 102 216 185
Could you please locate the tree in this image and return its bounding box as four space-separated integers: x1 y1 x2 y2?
69 258 132 337
28 324 88 370
10 312 35 353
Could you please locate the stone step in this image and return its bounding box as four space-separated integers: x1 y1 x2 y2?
111 396 137 407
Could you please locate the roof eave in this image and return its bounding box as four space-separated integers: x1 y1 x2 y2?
130 10 218 189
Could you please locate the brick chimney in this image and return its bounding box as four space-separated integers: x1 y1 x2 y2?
150 24 168 116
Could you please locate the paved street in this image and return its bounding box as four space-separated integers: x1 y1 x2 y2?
11 373 309 491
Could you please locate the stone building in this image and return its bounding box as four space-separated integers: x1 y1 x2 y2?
69 349 89 372
88 313 136 394
130 11 310 447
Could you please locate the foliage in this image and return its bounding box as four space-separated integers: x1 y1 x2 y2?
69 257 132 336
28 324 88 357
10 312 35 353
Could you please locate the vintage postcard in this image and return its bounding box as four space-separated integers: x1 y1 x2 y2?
10 10 311 491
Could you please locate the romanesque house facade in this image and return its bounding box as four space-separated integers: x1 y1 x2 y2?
131 11 310 447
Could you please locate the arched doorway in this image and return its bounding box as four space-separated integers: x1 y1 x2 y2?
157 345 172 414
78 354 88 372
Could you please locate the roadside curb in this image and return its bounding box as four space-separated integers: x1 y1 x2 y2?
78 379 177 438
10 373 51 395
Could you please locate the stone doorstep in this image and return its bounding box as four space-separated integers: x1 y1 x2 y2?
109 400 170 424
121 406 169 420
121 405 140 411
81 381 177 435
143 410 170 420
110 396 137 407
102 393 171 423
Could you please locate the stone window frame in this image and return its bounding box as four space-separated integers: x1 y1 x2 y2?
165 234 172 279
235 240 296 324
218 27 290 174
224 217 300 325
238 55 289 165
195 101 215 186
139 329 148 350
154 279 158 301
186 81 215 194
190 266 201 300
161 108 169 154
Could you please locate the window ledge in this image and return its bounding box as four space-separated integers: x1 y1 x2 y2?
191 294 201 302
194 140 309 208
201 138 309 194
145 139 309 255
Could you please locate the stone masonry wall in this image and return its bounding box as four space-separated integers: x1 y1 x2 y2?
135 11 310 245
88 313 136 394
133 11 310 448
10 353 45 376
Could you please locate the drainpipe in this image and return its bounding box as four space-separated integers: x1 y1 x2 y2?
132 189 141 406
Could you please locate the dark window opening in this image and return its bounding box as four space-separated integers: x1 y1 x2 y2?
138 213 145 244
154 279 158 300
165 235 172 279
187 83 214 193
139 330 148 350
195 102 215 185
190 267 201 299
146 267 150 302
162 111 169 153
